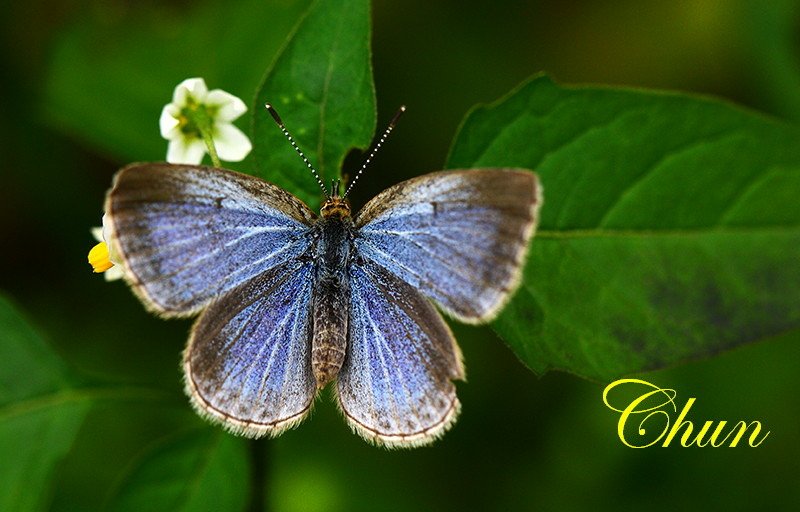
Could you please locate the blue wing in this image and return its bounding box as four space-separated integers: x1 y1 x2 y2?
336 260 465 447
354 169 541 323
184 259 317 437
105 164 316 316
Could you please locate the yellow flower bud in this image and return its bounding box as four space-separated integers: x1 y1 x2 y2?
88 241 115 273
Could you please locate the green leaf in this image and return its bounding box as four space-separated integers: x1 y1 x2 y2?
742 0 800 122
0 294 183 511
43 0 310 163
252 0 376 211
447 75 800 381
107 430 249 512
0 294 90 512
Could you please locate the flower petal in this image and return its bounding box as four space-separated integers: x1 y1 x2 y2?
213 123 252 162
104 266 125 281
206 89 247 122
101 214 113 244
91 226 104 243
167 137 207 165
101 215 122 265
172 77 208 106
159 104 181 139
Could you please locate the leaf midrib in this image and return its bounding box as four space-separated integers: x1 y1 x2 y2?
316 6 347 178
536 224 800 239
0 386 177 421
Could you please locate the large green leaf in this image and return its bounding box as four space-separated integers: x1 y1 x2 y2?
447 75 800 381
252 0 376 211
0 294 90 512
106 430 249 512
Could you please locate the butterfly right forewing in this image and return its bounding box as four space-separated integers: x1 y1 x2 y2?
354 169 541 323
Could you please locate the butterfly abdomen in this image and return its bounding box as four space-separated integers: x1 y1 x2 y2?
311 217 353 389
312 278 349 388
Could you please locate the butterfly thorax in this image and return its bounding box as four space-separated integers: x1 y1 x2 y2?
310 213 354 389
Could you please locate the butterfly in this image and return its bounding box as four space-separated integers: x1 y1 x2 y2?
103 106 542 447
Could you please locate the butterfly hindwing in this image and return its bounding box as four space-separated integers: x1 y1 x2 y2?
337 259 465 447
105 163 316 316
354 169 541 323
184 259 317 437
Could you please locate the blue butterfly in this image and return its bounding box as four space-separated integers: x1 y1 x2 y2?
103 107 542 447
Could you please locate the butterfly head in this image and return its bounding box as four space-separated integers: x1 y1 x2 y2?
321 178 351 219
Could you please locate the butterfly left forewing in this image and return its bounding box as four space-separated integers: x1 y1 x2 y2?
336 259 464 448
185 259 317 437
106 163 316 317
354 169 541 323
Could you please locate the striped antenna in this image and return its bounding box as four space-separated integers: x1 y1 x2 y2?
343 105 406 199
264 103 329 199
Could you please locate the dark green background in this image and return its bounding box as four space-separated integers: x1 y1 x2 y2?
1 0 798 510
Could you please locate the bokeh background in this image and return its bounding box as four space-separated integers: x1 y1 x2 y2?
1 0 799 510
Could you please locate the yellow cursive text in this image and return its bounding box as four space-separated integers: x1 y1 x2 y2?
602 379 770 448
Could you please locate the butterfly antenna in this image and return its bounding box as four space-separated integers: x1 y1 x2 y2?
342 105 406 199
265 103 329 199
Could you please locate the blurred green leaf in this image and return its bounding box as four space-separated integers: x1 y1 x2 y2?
43 0 309 163
0 293 90 512
0 295 72 401
106 429 249 512
252 0 376 211
448 75 800 381
0 293 188 511
742 0 800 122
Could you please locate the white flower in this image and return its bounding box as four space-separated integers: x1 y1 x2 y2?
159 78 252 165
88 215 124 281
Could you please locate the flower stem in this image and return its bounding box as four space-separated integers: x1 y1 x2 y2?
185 102 222 168
199 127 222 168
